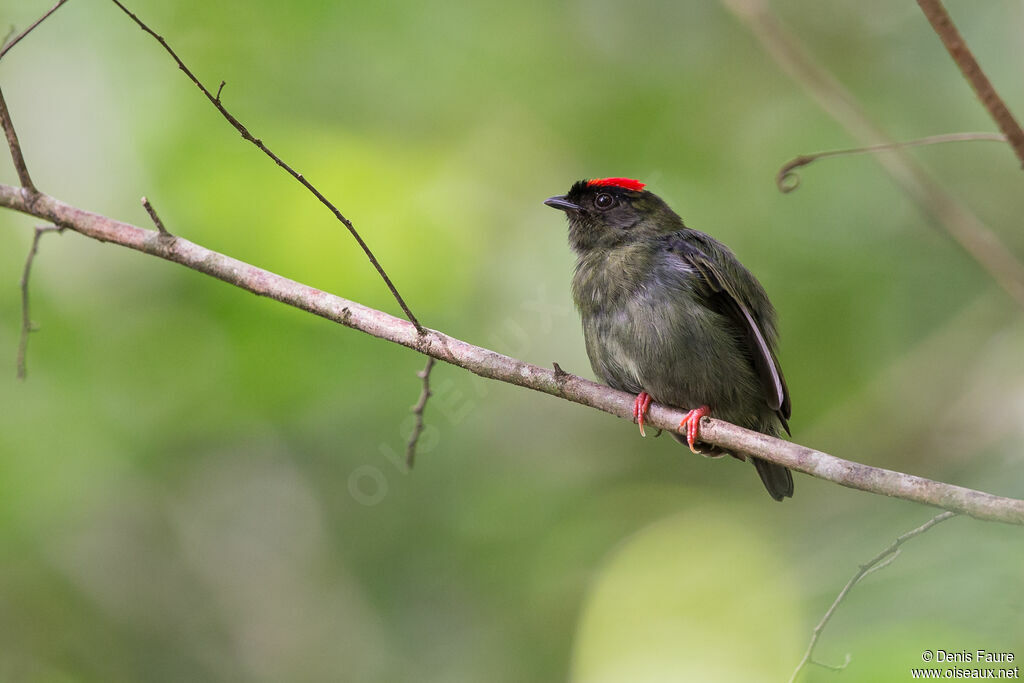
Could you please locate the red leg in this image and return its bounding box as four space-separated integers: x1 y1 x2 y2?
678 405 711 453
632 392 653 437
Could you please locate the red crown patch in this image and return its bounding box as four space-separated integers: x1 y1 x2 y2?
587 177 646 192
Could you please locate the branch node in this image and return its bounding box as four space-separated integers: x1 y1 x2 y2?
215 80 226 102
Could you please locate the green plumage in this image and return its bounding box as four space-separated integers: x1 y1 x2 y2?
546 180 793 501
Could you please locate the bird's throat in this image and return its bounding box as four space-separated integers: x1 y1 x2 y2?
571 244 656 315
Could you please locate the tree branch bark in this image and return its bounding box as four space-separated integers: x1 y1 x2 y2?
3 182 1023 525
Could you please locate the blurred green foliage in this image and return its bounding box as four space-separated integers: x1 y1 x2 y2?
1 1 1023 681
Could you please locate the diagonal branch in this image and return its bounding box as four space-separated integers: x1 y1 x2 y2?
0 87 37 193
107 0 424 334
916 0 1024 168
789 511 957 682
2 183 1023 525
0 0 70 62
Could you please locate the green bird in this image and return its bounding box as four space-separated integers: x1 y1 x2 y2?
544 177 793 501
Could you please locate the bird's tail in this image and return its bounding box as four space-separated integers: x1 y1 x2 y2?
752 458 793 501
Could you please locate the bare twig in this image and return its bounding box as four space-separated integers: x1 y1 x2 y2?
0 0 70 62
3 184 1024 524
916 0 1024 168
1 26 16 51
108 0 424 334
777 132 1008 193
789 512 957 682
722 0 1024 311
17 225 63 380
141 196 169 235
405 356 436 468
0 87 38 193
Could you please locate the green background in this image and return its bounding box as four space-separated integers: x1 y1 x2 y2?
1 1 1022 681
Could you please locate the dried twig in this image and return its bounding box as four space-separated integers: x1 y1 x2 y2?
722 0 1024 311
141 196 169 235
108 0 424 334
17 225 63 380
3 183 1024 525
789 512 957 682
916 0 1024 168
1 26 17 51
405 356 436 468
777 132 1008 193
0 0 70 62
0 87 37 193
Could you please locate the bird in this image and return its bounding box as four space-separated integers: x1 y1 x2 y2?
544 177 793 501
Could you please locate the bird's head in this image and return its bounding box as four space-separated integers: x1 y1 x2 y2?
544 178 683 253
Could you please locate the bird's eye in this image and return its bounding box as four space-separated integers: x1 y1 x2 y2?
594 193 615 210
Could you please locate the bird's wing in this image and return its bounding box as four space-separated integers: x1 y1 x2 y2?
667 235 791 431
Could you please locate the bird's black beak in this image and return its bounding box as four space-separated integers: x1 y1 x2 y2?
544 195 581 212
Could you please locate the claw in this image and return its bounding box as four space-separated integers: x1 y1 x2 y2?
678 406 711 453
632 392 653 437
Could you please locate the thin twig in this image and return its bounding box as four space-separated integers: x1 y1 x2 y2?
1 26 16 51
4 184 1024 525
721 0 1024 311
807 653 851 673
0 87 37 193
788 512 957 682
0 0 70 62
916 0 1024 168
17 225 63 380
108 0 424 334
777 132 1008 193
405 356 436 468
141 196 169 235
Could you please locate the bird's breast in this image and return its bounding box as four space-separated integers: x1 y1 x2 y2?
580 277 762 421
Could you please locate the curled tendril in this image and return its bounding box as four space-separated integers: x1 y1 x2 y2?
777 171 800 193
775 133 1008 195
776 155 813 193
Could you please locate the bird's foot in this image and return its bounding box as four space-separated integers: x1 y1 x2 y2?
679 405 711 454
632 392 653 437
